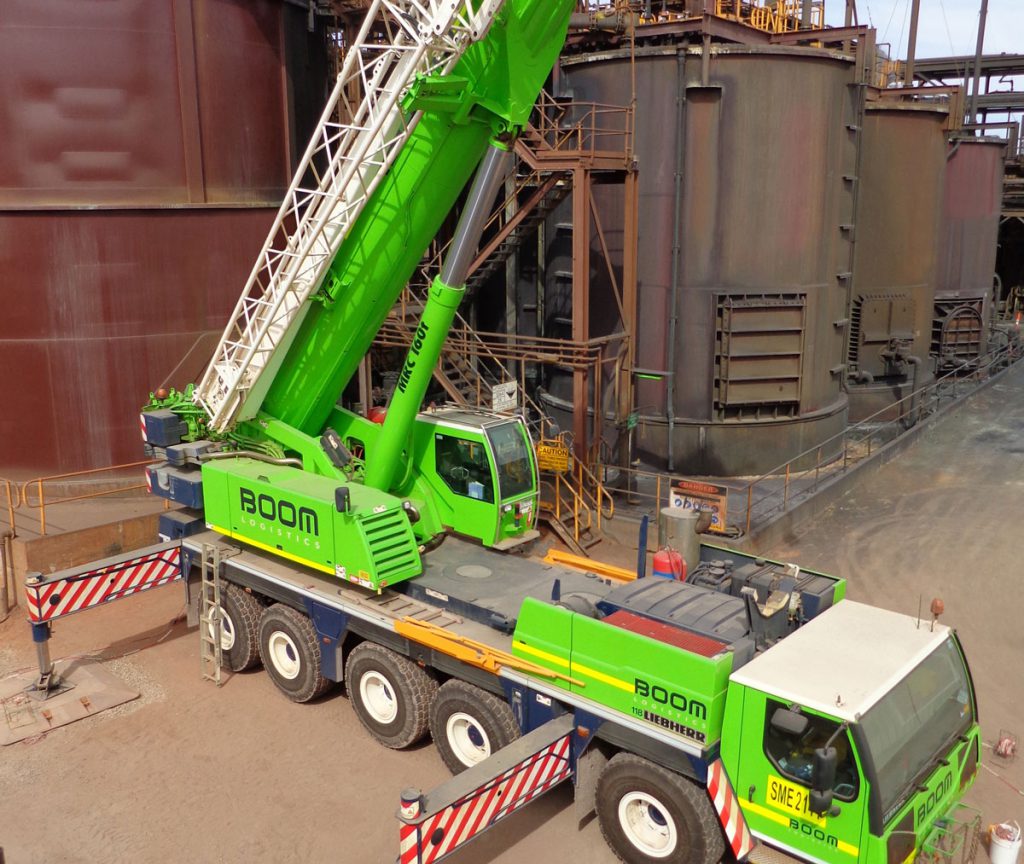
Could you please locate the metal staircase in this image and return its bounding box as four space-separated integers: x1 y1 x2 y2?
194 0 506 432
378 90 633 421
537 440 614 557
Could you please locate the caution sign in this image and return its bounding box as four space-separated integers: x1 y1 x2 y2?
536 442 571 473
670 478 728 534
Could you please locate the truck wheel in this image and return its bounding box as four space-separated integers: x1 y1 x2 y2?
258 604 334 703
429 679 521 774
596 753 725 864
210 584 262 672
345 642 437 749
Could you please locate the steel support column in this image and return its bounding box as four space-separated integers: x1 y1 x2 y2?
572 167 591 460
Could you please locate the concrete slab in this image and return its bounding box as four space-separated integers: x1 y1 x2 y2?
1 659 138 745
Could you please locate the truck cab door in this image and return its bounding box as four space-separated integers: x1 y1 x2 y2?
733 689 867 864
429 431 499 545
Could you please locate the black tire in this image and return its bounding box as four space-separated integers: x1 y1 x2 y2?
257 604 334 703
214 584 262 672
596 753 725 864
345 642 437 749
429 679 521 774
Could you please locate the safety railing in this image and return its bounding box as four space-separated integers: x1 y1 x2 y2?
571 340 1020 540
715 0 824 33
20 460 156 536
537 428 615 547
526 91 634 162
731 342 1020 535
594 461 745 538
2 477 16 534
539 473 594 544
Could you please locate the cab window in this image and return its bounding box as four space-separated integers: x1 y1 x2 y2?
764 700 860 801
435 434 494 502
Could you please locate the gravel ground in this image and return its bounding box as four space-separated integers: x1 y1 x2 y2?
2 370 1024 863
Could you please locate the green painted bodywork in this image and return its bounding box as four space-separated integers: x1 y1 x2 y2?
179 0 571 573
202 458 420 590
325 406 539 548
514 595 980 864
720 679 980 864
513 599 733 749
261 1 574 437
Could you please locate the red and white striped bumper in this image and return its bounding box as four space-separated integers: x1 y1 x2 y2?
399 717 574 864
25 542 182 623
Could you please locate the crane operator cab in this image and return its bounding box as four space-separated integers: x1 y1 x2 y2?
412 408 540 550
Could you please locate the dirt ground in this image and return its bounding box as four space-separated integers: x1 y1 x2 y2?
2 369 1023 863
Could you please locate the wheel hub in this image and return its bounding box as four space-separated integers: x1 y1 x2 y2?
618 791 678 858
267 630 301 680
446 712 492 767
360 671 398 724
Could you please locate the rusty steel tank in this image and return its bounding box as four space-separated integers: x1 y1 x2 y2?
933 137 1006 370
844 103 948 421
0 0 327 475
545 44 854 475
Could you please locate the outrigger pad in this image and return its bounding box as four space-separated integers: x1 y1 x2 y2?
0 659 139 745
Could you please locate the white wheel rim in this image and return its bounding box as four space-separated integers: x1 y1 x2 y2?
267 630 301 680
446 712 492 767
206 607 235 651
617 791 678 859
359 670 398 724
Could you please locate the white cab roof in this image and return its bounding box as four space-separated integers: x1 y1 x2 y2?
729 600 952 723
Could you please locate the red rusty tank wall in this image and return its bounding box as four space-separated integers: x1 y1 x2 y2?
850 105 947 372
0 0 328 474
0 209 276 473
938 138 1006 301
554 45 853 474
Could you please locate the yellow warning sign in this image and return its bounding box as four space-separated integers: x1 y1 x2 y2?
536 443 571 473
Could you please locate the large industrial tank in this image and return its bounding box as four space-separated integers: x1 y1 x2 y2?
545 44 853 475
0 0 327 475
933 137 1006 369
845 103 948 420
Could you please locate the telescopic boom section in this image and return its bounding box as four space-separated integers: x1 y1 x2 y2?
364 143 512 493
193 0 506 433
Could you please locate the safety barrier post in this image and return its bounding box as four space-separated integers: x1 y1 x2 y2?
24 573 69 700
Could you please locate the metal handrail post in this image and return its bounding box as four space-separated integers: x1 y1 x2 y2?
37 479 46 536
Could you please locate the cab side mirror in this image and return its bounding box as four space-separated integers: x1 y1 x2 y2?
809 746 837 815
770 706 809 738
335 486 351 514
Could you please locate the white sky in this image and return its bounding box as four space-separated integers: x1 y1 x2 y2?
824 0 1023 60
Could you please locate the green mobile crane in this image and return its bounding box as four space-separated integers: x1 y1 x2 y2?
143 0 571 589
133 3 983 863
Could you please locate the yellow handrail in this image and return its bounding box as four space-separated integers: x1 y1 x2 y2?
20 460 154 536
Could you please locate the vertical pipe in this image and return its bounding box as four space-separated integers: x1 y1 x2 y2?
904 0 921 85
801 0 813 29
667 50 687 472
843 0 855 52
967 0 989 126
